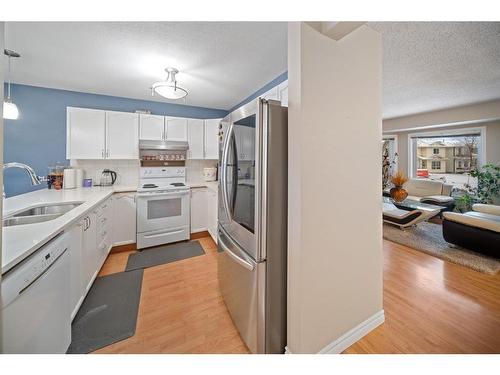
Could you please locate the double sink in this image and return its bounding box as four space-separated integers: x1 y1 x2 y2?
3 202 83 227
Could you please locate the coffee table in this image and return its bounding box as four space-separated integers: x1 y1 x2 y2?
383 196 444 229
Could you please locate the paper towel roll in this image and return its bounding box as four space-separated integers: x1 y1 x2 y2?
75 168 84 188
63 168 77 189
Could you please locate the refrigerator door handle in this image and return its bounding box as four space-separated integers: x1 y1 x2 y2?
230 134 238 212
219 234 255 271
221 124 234 222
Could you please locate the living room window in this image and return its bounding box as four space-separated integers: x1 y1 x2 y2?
408 127 484 191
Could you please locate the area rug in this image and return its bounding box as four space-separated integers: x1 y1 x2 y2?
125 241 205 272
67 269 144 353
383 222 500 275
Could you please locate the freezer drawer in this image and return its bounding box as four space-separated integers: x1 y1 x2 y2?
217 228 264 354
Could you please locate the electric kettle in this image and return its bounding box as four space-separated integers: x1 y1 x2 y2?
100 169 117 186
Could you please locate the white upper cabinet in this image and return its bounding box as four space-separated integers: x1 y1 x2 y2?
139 114 165 140
166 117 188 141
106 111 139 159
261 86 279 101
204 119 220 160
67 107 106 159
278 80 288 107
187 119 205 159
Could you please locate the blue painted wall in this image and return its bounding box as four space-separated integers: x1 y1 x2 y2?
229 71 288 112
3 84 228 197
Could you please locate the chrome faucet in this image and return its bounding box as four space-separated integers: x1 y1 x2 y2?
3 162 47 198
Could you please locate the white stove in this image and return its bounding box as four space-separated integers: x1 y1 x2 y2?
136 167 190 249
138 167 189 194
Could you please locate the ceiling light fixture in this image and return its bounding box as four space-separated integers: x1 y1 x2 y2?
151 67 188 100
3 49 21 120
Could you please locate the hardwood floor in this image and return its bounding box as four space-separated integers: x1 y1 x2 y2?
93 236 500 354
344 240 500 354
94 236 250 354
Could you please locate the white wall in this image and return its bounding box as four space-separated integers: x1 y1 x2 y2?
287 22 383 353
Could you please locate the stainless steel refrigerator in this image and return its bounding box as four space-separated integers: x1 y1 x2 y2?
217 98 287 354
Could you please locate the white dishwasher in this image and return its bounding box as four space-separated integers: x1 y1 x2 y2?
1 232 71 353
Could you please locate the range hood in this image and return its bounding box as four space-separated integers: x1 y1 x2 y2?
139 140 189 151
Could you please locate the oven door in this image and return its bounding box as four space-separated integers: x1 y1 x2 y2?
136 190 190 233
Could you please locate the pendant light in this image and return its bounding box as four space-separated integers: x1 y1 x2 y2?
3 49 20 120
151 67 188 100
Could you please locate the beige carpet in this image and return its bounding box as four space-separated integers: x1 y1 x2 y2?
383 221 500 275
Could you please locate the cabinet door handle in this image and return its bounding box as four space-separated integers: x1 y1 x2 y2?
101 149 105 158
106 149 110 158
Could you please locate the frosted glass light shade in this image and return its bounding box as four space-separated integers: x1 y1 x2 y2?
3 100 19 120
152 83 188 100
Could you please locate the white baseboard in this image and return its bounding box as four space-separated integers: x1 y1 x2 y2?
318 310 385 354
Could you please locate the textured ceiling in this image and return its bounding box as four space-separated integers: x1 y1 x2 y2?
4 22 288 110
370 22 500 118
4 22 500 117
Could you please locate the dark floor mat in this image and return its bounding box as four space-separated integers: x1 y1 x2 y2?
67 269 143 354
125 241 205 272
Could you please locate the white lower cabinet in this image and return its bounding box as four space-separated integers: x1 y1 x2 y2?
68 220 85 320
66 209 97 321
83 211 98 293
190 186 218 242
94 198 112 269
190 187 208 233
206 188 218 243
112 193 137 246
67 197 112 321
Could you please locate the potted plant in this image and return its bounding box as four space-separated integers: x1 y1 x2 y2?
389 170 409 203
455 163 500 212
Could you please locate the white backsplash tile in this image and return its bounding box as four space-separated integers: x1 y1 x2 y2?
70 159 140 187
186 159 218 184
70 159 216 187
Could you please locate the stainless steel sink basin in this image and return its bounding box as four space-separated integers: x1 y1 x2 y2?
3 214 65 227
3 202 83 227
12 202 83 217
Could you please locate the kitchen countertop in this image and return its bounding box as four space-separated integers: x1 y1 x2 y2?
188 181 218 192
2 185 136 275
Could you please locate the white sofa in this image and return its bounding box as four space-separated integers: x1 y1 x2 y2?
443 204 500 257
384 178 454 209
